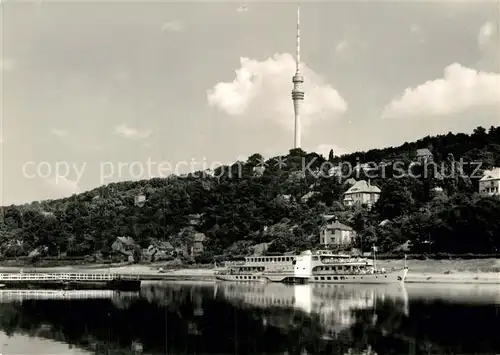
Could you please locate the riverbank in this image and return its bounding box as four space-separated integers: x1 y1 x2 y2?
0 259 498 284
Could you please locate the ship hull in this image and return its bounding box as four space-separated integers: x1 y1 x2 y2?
215 272 309 283
310 268 408 284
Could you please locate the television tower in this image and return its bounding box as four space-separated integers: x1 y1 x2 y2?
292 5 304 149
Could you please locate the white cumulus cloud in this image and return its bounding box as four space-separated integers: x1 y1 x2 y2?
112 124 151 140
207 53 347 131
381 63 500 119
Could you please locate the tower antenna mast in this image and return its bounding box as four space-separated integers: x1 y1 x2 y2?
292 5 304 149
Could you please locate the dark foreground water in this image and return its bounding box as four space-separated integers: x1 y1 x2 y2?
0 282 498 355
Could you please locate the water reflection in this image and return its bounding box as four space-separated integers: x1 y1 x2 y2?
217 282 409 343
0 282 496 354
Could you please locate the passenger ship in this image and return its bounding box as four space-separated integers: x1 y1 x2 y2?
309 250 408 284
215 251 313 283
217 249 408 284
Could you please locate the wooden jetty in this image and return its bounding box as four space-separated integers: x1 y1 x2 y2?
0 273 141 291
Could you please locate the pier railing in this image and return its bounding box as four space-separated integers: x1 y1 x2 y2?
0 273 141 281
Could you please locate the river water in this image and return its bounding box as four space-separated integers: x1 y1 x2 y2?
0 282 498 354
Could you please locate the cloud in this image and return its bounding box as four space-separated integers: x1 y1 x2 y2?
314 144 350 158
161 21 183 32
381 63 500 119
207 53 347 131
112 124 151 140
236 5 248 12
50 128 68 138
0 58 16 71
44 176 80 197
478 21 495 50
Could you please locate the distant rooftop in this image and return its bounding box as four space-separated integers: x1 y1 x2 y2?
416 148 433 157
344 180 380 194
323 221 353 231
480 168 500 181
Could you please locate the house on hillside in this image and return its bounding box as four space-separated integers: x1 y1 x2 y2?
134 194 146 207
479 168 500 196
343 180 380 208
319 216 356 247
416 148 433 163
190 233 207 256
111 237 137 261
146 241 174 261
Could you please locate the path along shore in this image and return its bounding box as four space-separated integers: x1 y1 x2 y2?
0 259 498 284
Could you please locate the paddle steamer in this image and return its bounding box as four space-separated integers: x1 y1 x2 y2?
309 250 408 284
216 249 408 284
215 250 313 283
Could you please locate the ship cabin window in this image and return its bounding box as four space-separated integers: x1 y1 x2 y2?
312 256 319 261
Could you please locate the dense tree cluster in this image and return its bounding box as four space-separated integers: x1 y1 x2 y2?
1 126 500 261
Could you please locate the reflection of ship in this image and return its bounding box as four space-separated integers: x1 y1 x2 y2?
217 282 409 339
0 290 139 303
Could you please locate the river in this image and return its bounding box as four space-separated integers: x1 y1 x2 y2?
0 282 498 354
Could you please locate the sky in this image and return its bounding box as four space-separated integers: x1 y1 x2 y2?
0 0 499 205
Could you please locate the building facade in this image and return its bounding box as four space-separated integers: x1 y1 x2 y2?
479 168 500 196
319 218 356 247
343 180 381 208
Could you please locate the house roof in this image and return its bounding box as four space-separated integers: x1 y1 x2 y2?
344 180 381 195
480 168 500 181
117 236 136 246
416 148 433 157
158 241 173 249
323 221 353 231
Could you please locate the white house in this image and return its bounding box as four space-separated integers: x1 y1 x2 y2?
343 180 381 208
416 148 433 163
319 218 356 246
479 168 500 196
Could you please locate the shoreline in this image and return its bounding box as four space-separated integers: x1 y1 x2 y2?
0 265 498 284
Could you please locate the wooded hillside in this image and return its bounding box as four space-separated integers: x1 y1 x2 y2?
1 126 500 262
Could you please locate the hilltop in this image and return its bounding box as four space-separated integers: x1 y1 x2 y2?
1 126 500 264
